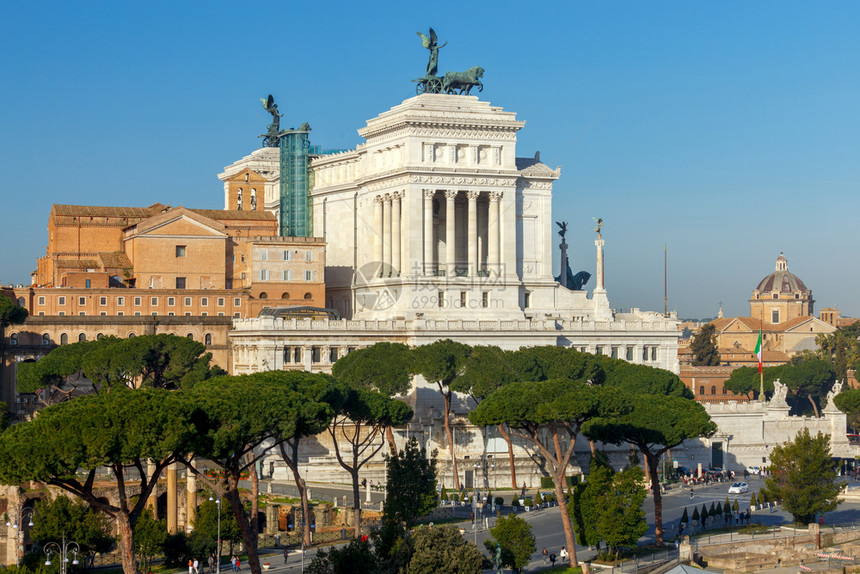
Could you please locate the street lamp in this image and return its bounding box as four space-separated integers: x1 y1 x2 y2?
6 507 35 565
208 493 221 574
44 532 79 574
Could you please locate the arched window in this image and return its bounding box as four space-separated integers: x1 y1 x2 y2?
204 333 212 345
78 333 87 342
128 332 136 338
16 297 25 307
9 333 18 346
259 292 268 299
304 292 312 300
711 385 717 395
60 333 69 345
186 333 194 340
96 333 104 340
42 333 51 345
722 387 727 395
281 292 290 299
698 385 705 395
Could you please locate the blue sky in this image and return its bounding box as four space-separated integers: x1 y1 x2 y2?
2 2 858 319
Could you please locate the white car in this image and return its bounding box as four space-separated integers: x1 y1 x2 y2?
728 482 749 494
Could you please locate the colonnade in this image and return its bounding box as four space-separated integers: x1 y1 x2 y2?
371 189 504 278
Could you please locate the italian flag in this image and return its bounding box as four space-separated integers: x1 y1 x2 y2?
754 330 763 373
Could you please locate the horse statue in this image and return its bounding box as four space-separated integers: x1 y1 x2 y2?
442 66 484 95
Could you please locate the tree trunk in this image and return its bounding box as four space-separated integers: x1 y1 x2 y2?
646 453 665 546
385 426 398 456
116 513 136 574
351 467 361 539
278 442 312 547
552 472 578 567
225 478 260 574
250 462 259 535
809 395 820 418
441 390 459 490
498 424 517 489
550 425 578 567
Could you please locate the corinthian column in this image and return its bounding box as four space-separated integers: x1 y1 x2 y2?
423 190 434 276
373 196 383 275
488 192 501 274
467 191 479 275
382 194 392 275
595 237 605 290
392 192 402 275
445 190 458 276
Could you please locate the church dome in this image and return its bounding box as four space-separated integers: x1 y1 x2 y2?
754 253 809 295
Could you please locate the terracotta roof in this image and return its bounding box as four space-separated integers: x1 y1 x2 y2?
98 252 132 268
52 203 168 218
191 209 275 221
55 259 100 269
711 317 764 332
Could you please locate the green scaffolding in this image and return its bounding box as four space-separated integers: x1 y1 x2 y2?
278 130 313 237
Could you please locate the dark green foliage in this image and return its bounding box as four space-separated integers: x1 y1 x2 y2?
680 507 689 526
700 505 708 524
452 345 520 401
383 437 437 527
569 457 647 557
724 497 731 515
511 496 519 507
732 499 739 512
134 508 166 574
162 532 191 567
307 538 379 574
540 476 554 489
396 525 483 574
692 507 700 524
32 495 116 560
764 428 843 524
723 366 765 400
709 502 717 517
817 323 860 383
485 514 535 572
834 388 860 414
331 342 413 397
0 295 27 329
750 493 757 508
440 487 448 501
193 498 242 552
690 323 720 366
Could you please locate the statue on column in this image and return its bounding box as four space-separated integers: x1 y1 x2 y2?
259 94 285 147
554 220 591 290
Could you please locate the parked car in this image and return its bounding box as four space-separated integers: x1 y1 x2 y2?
746 466 761 475
728 482 749 494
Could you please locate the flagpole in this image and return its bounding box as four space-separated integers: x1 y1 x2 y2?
759 308 764 401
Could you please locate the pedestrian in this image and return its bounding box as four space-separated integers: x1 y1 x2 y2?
188 560 194 574
361 477 366 488
230 556 237 572
284 546 289 564
235 558 240 572
208 554 214 574
542 547 548 564
550 552 557 568
521 483 526 498
560 546 568 563
193 558 199 574
690 487 694 499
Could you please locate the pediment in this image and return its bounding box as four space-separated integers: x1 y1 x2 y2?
782 317 836 334
131 208 228 238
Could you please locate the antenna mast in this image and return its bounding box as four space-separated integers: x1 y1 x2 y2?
664 244 668 317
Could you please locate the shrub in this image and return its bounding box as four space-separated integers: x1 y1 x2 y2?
494 497 504 506
452 493 459 503
511 496 520 507
441 487 448 502
523 498 533 507
540 476 554 489
750 493 757 508
732 499 739 512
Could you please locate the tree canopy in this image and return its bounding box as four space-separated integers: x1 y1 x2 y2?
763 428 844 524
485 514 535 572
383 437 437 528
690 323 720 366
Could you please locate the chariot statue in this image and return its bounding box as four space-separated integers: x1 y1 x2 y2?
259 94 284 147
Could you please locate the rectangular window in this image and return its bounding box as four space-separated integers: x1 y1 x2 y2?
283 347 292 363
294 347 302 363
168 297 175 306
134 312 141 316
168 312 175 316
117 312 124 316
38 312 44 316
184 297 192 306
260 249 268 261
185 312 191 316
304 270 313 281
283 269 292 281
226 280 232 289
241 272 246 280
595 346 603 355
38 296 45 305
772 310 779 323
176 245 186 257
134 297 142 306
79 311 86 316
58 296 66 305
234 298 241 306
217 297 225 307
176 277 186 289
58 311 65 316
482 291 488 308
201 312 207 317
329 347 338 363
117 296 125 306
260 269 270 281
99 297 107 306
201 297 208 307
642 347 649 361
217 312 224 316
651 347 658 361
460 291 467 307
151 312 158 316
151 297 158 306
611 346 619 359
626 346 634 361
312 346 321 363
438 291 445 308
283 250 292 261
305 251 313 262
233 312 240 318
524 292 531 308
79 296 86 306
